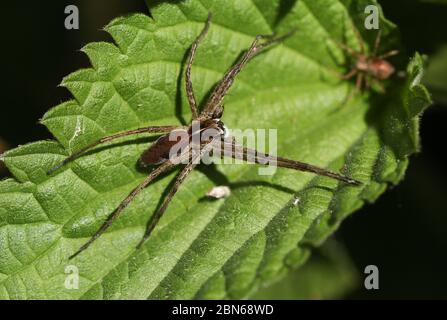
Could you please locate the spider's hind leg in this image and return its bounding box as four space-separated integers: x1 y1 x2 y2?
185 12 213 119
216 138 361 186
69 160 176 259
47 125 180 174
378 50 399 60
136 138 218 248
339 68 357 80
136 159 197 249
341 72 364 106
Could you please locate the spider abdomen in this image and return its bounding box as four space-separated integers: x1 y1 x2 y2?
369 58 395 80
139 130 189 166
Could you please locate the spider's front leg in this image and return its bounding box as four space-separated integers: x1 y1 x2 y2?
372 30 382 57
185 12 213 119
342 68 358 80
337 41 362 58
201 29 296 117
371 30 400 60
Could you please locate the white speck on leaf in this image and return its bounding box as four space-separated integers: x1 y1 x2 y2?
206 186 231 199
69 116 84 150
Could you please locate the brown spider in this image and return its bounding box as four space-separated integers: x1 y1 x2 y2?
339 28 399 102
47 13 361 260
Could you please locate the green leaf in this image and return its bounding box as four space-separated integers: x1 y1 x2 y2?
250 239 358 300
424 45 447 104
0 0 431 299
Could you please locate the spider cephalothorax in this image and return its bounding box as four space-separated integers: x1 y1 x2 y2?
139 118 227 166
47 13 361 259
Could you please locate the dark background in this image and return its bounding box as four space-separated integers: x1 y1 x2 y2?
0 1 446 299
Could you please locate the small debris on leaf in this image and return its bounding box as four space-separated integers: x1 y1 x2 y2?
206 186 231 199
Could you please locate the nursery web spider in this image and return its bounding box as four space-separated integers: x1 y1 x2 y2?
47 13 361 259
339 27 399 102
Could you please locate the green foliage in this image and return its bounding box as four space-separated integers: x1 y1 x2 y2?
424 46 447 104
0 0 431 299
250 240 358 299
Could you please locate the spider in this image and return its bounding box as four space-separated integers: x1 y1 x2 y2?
338 27 399 102
47 13 361 260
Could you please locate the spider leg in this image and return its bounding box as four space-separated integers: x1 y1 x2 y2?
69 160 176 259
353 72 364 97
337 41 361 58
201 29 296 117
378 50 399 60
135 160 197 249
325 67 357 87
373 31 398 60
216 138 361 186
185 12 212 119
136 137 218 248
47 125 181 174
352 25 366 55
365 74 371 91
373 30 382 57
355 72 364 93
342 68 358 80
342 72 363 106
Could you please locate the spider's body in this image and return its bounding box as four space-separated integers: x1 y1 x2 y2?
139 129 188 166
48 13 361 260
140 117 226 166
355 55 395 80
340 29 398 101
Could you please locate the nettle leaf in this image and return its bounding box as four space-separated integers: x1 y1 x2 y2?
250 240 358 299
0 0 431 299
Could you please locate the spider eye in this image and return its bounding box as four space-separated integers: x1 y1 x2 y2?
213 105 224 119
